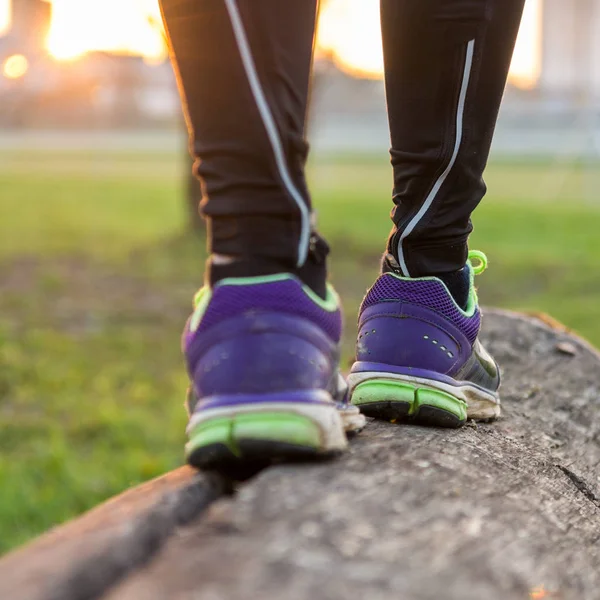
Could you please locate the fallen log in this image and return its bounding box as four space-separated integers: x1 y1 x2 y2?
2 310 599 600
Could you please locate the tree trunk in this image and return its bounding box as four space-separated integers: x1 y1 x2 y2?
2 311 599 600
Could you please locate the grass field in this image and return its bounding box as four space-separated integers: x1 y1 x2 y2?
1 148 599 553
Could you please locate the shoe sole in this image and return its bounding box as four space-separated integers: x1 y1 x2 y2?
337 404 367 435
186 402 348 473
348 371 501 428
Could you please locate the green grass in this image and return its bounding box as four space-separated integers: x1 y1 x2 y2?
1 148 599 553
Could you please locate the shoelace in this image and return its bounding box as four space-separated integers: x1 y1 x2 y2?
468 250 488 276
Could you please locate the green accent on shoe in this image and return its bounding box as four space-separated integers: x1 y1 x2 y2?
234 413 322 447
463 249 487 315
351 379 467 422
190 287 212 333
414 388 467 421
217 273 299 287
301 283 340 312
352 380 414 407
185 412 322 459
186 417 237 457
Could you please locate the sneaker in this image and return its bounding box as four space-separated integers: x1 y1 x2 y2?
182 274 365 471
348 251 500 428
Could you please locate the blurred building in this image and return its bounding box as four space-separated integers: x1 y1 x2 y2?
0 0 598 159
0 0 179 128
0 0 51 59
0 0 52 126
9 0 51 54
541 0 600 98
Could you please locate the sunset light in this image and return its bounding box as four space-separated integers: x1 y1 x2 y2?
318 0 541 86
46 0 165 61
3 53 28 78
0 0 541 86
0 0 9 36
317 0 384 78
509 0 542 88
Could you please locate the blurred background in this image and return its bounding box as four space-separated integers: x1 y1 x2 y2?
1 0 599 552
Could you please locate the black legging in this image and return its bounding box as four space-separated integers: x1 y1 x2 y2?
160 0 525 281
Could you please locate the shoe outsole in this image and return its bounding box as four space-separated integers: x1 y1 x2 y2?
357 401 465 428
187 440 342 479
185 407 347 475
351 379 468 428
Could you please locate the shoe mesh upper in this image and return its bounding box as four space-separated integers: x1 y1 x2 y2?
361 274 480 344
198 278 342 341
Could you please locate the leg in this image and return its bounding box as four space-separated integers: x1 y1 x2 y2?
349 0 525 427
160 0 363 473
383 0 525 281
161 0 327 294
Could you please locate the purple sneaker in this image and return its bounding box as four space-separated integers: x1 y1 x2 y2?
183 274 365 471
348 251 500 428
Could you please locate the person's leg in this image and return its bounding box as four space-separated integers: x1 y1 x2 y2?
382 0 525 285
160 0 363 472
160 0 326 294
349 0 526 426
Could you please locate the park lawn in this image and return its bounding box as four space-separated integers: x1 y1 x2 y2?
0 150 599 552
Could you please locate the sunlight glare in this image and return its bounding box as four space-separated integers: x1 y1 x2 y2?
317 0 383 79
46 0 165 60
510 0 541 88
3 53 28 79
318 0 540 86
0 0 9 36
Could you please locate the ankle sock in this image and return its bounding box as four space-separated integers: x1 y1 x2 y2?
436 266 470 310
208 234 329 300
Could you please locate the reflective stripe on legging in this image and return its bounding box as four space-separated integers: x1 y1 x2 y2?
397 39 476 277
223 0 311 267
